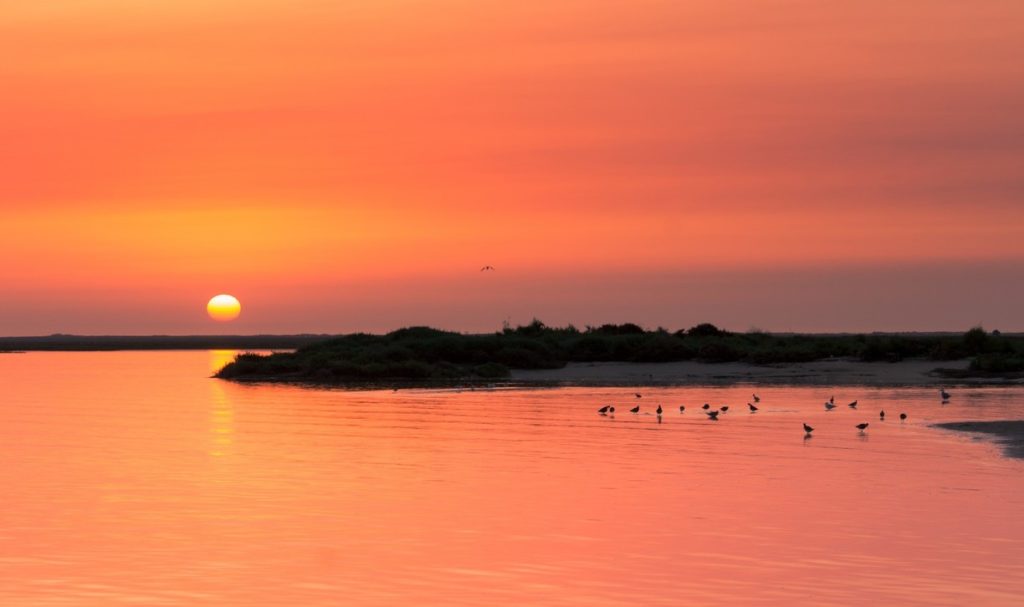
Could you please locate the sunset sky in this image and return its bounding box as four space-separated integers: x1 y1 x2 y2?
3 1 1022 335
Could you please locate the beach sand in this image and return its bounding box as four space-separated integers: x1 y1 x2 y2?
510 357 980 386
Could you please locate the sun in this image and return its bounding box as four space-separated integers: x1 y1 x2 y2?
207 294 242 322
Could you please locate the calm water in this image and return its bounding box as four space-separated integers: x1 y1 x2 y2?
1 351 1023 606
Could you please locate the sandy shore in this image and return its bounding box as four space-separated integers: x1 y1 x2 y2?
510 358 989 386
935 421 1024 460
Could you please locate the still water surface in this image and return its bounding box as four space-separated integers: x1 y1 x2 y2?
1 351 1023 606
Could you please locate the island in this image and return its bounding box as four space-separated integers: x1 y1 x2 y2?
214 322 1024 386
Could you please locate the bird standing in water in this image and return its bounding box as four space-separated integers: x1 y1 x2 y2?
630 405 640 414
634 393 643 399
598 405 611 414
702 403 710 410
753 393 760 403
900 412 907 422
856 423 869 433
707 410 719 420
848 400 858 409
940 388 951 401
748 403 758 412
803 423 814 435
679 405 685 413
721 405 730 413
825 402 837 411
879 410 885 420
656 404 663 415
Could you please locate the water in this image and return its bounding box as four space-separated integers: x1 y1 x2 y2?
1 351 1022 606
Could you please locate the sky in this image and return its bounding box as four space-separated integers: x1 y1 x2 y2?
2 0 1023 335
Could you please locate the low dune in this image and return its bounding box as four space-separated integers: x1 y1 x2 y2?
510 358 980 386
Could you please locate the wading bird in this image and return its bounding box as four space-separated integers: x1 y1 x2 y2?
656 405 663 415
879 410 885 420
721 405 730 413
856 423 869 433
848 400 858 409
803 423 814 435
753 393 761 403
748 403 758 412
630 405 640 414
702 403 710 410
707 410 719 420
825 402 837 411
679 405 685 413
940 388 951 401
634 393 643 399
900 412 907 422
597 405 611 414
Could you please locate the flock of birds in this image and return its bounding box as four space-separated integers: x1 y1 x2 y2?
596 388 954 437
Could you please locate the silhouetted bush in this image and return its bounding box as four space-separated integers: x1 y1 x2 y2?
688 323 727 337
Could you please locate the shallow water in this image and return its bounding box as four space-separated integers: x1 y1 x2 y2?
1 351 1022 606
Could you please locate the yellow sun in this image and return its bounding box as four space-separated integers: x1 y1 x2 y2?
207 294 242 322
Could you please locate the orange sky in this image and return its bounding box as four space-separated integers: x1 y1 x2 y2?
3 1 1023 334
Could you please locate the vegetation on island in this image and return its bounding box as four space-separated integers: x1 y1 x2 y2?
214 322 1024 384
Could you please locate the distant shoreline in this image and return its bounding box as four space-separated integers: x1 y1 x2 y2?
0 335 331 351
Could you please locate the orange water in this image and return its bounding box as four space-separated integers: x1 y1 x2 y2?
1 351 1022 606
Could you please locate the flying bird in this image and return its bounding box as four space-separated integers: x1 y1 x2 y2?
752 393 761 403
597 405 611 414
848 400 858 409
879 410 885 420
803 423 814 435
900 412 907 422
630 405 640 414
825 402 837 411
856 422 869 433
480 265 495 272
748 403 758 412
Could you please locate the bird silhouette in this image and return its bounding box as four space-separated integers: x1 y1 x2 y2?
480 265 495 272
634 393 643 399
656 404 663 415
879 410 885 420
748 403 758 412
830 395 835 404
825 402 837 411
707 410 719 420
702 403 710 410
900 412 907 422
721 405 730 413
609 406 615 414
753 393 761 403
630 405 640 414
856 422 869 433
803 423 814 435
597 405 611 414
848 400 858 409
940 388 951 401
679 405 685 413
